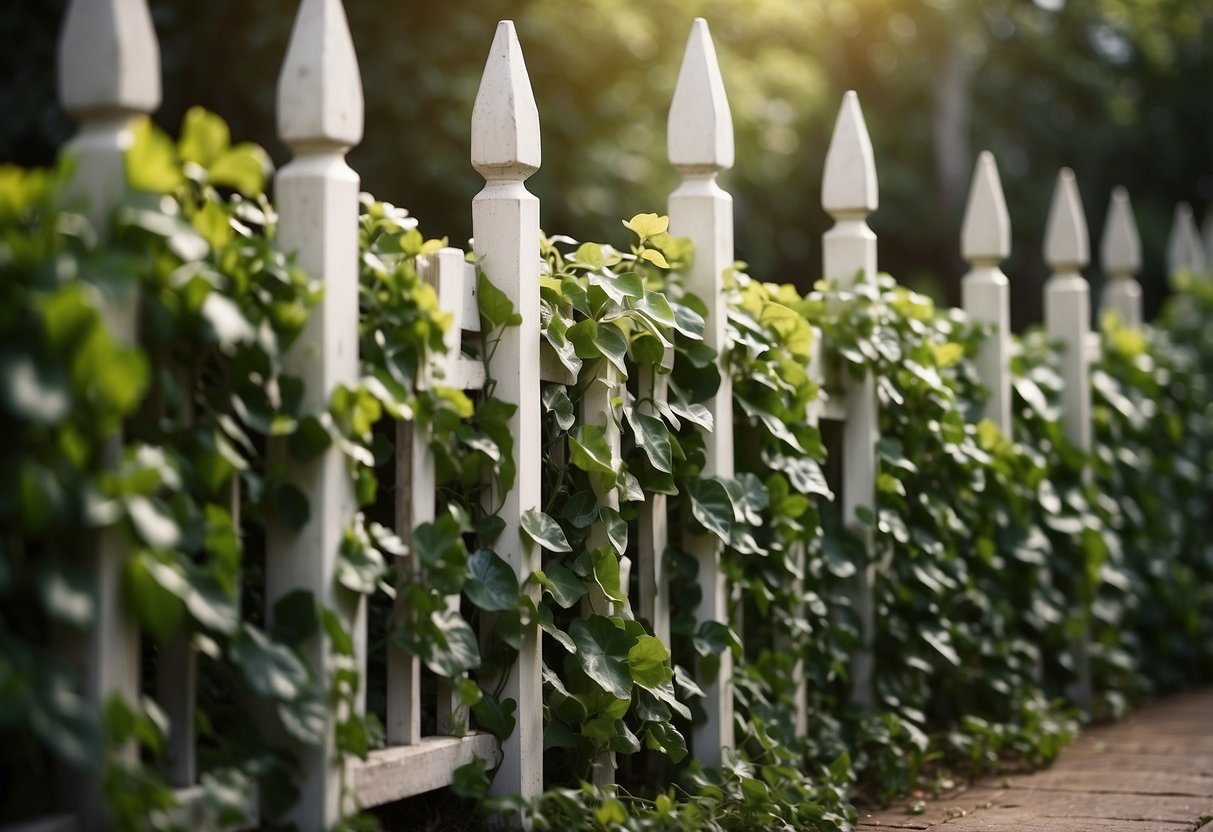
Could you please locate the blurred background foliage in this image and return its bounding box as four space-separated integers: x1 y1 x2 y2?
3 0 1208 327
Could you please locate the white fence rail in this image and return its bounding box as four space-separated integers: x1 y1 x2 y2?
11 0 1209 828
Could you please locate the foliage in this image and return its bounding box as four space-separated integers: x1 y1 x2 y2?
4 104 1213 832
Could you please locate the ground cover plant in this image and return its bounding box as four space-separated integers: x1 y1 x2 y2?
1 110 1211 831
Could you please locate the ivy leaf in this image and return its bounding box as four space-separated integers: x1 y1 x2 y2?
922 627 960 667
126 118 183 193
230 625 309 702
560 491 599 528
600 506 628 555
542 384 576 432
423 609 480 677
627 636 672 690
569 426 616 484
464 548 519 612
622 213 669 240
178 106 230 166
472 693 516 738
277 687 327 745
569 616 634 699
521 508 572 552
627 409 673 474
595 324 629 377
535 563 588 609
477 272 521 329
537 602 577 652
687 478 734 543
592 547 625 605
208 144 270 195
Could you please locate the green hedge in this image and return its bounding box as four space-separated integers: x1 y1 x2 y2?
1 110 1210 831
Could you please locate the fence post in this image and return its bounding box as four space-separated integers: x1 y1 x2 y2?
57 0 159 825
1167 202 1208 283
471 20 543 801
667 17 735 766
267 0 365 824
821 91 880 709
59 0 160 230
1042 167 1093 710
1099 188 1143 330
960 151 1012 436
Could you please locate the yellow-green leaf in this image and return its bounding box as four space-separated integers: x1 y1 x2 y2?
178 107 231 167
623 213 669 240
126 118 183 194
640 248 670 269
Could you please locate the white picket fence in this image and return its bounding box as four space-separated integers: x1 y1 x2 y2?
14 0 1213 829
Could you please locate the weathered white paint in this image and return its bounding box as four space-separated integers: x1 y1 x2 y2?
1167 202 1208 282
1099 187 1143 329
822 91 879 709
266 0 365 824
59 0 160 229
56 2 159 827
668 18 735 766
472 20 543 801
354 734 500 807
1044 169 1092 451
1042 167 1093 711
961 151 1012 436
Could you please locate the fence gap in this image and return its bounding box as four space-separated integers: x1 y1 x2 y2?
821 91 880 709
667 17 736 766
266 0 365 823
961 151 1013 437
471 19 544 801
1042 167 1093 711
1099 188 1143 330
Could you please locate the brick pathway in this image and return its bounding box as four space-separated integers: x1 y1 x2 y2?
856 689 1213 831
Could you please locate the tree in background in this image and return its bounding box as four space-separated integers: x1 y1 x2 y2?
3 0 1207 325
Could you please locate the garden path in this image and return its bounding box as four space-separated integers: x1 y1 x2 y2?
856 688 1213 831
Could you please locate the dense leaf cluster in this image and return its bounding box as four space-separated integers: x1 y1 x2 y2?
2 109 1211 832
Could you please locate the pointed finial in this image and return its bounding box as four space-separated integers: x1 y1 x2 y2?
277 0 364 148
471 21 541 179
1167 202 1208 276
58 0 161 117
1099 187 1141 278
1044 168 1089 271
668 18 734 174
822 91 878 217
961 151 1010 265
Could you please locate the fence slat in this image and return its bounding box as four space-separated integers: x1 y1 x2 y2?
1042 167 1093 711
821 91 880 709
56 1 160 825
668 17 735 766
582 360 622 786
1167 202 1208 283
1099 187 1143 329
471 20 543 801
638 348 674 646
267 0 365 824
961 151 1012 436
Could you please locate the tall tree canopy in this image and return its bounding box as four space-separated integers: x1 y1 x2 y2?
4 0 1208 323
